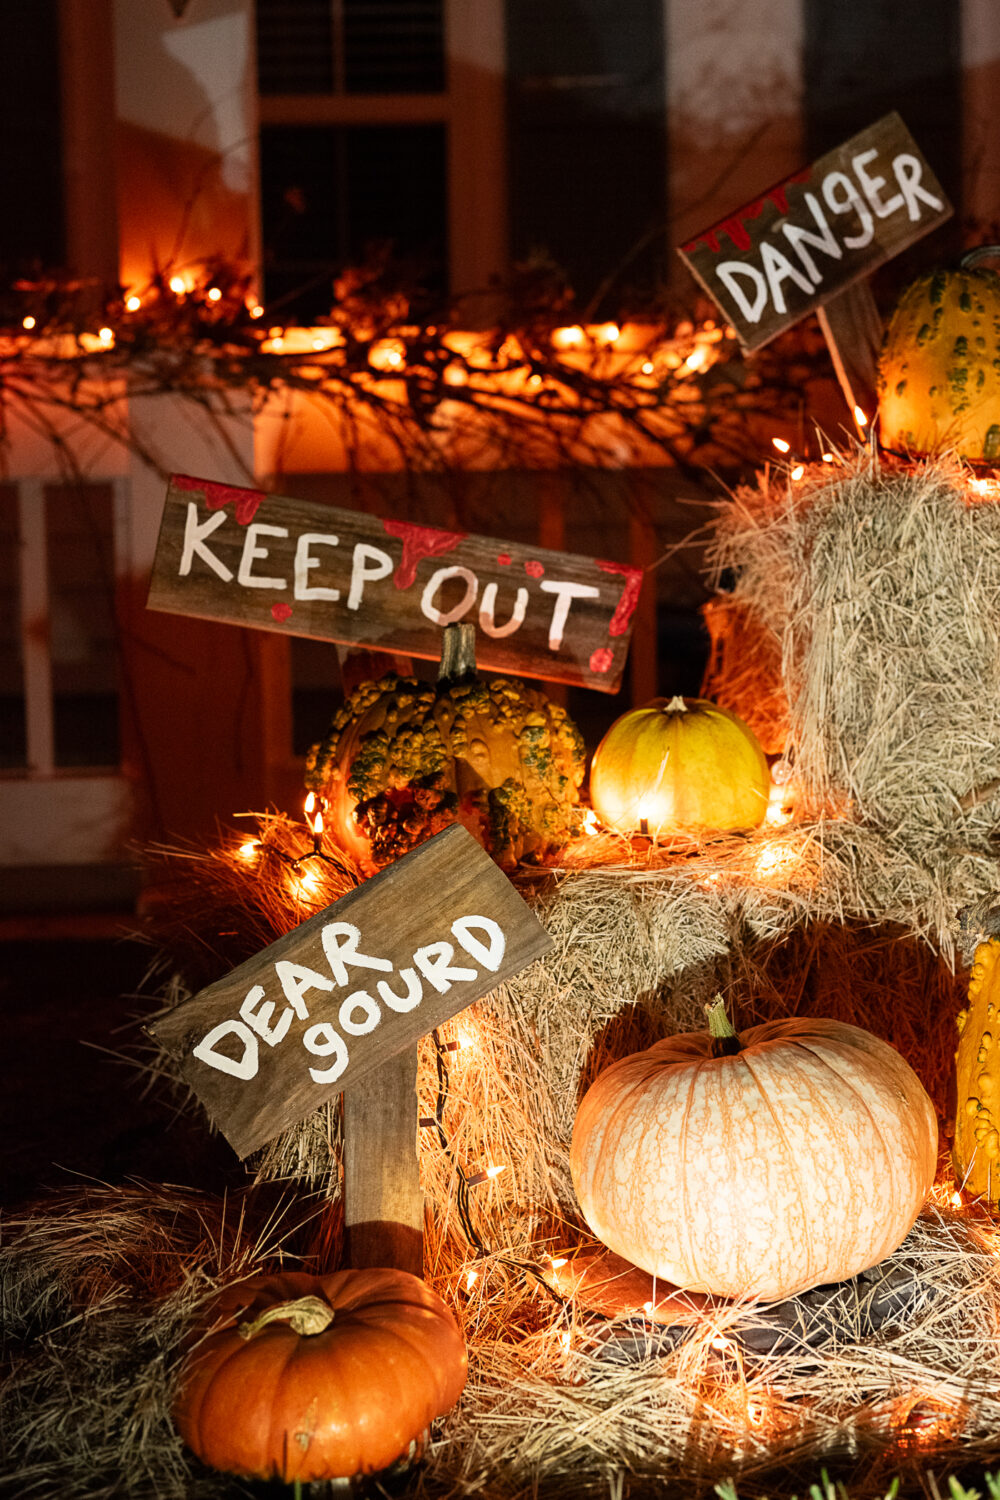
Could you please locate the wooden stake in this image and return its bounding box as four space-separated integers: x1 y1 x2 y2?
816 277 883 426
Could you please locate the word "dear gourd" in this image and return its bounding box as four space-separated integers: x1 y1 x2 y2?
192 914 505 1086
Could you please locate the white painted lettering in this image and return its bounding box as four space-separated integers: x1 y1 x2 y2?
303 1021 349 1085
822 170 874 249
479 581 528 638
760 242 814 313
716 262 768 323
293 532 341 602
413 940 478 994
782 193 842 282
192 1018 259 1079
347 543 394 610
275 959 334 1020
179 504 233 582
893 152 944 221
377 968 423 1013
421 565 479 627
237 523 288 589
538 579 601 651
239 984 294 1046
451 915 506 971
852 147 904 219
339 990 381 1035
320 921 394 988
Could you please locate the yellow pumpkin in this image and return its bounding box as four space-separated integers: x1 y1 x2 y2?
953 902 1000 1204
570 999 938 1301
878 252 1000 461
588 695 769 836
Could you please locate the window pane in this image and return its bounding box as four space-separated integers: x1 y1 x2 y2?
506 0 667 307
260 123 448 319
46 485 120 769
0 0 64 270
0 486 26 768
256 0 335 95
343 0 444 94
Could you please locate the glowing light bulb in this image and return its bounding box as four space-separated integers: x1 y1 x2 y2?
249 304 264 319
21 315 35 330
642 1300 654 1314
169 275 187 295
854 405 868 427
822 452 834 463
550 1256 568 1270
125 295 141 312
710 1334 734 1353
583 810 600 836
486 1163 505 1179
552 325 585 350
206 287 222 302
598 322 620 343
559 1330 571 1350
304 791 316 816
641 359 654 374
98 327 114 346
466 1269 479 1290
238 840 259 861
772 437 791 454
790 464 805 481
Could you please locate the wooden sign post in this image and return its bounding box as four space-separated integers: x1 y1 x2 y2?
677 112 953 419
150 823 553 1274
147 474 644 694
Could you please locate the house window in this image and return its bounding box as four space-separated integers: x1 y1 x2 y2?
255 0 450 319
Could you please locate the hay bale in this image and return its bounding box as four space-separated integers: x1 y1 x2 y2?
708 455 1000 863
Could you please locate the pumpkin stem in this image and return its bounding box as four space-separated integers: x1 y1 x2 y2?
664 695 689 714
961 245 1000 273
238 1294 335 1341
705 995 743 1056
438 622 477 686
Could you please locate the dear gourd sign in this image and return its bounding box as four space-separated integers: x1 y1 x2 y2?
147 474 643 693
678 112 952 352
150 824 553 1158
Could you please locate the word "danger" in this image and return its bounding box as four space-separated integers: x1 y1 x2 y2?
193 914 505 1085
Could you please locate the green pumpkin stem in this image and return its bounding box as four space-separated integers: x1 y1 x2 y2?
238 1294 335 1341
438 622 477 686
706 995 743 1057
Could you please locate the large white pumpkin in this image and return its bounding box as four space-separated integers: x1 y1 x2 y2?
570 1006 937 1301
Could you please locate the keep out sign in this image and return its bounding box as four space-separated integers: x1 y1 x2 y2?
147 474 643 693
150 825 553 1157
677 111 952 352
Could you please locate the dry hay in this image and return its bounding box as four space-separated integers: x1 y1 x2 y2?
6 1180 1000 1498
706 454 1000 868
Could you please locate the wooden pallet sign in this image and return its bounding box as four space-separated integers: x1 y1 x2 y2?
149 823 552 1160
146 474 644 693
676 111 952 371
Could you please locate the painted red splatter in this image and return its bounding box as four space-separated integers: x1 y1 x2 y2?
590 647 614 674
681 170 811 255
271 602 293 622
497 552 512 566
597 560 644 636
173 473 265 525
382 519 467 589
524 559 545 579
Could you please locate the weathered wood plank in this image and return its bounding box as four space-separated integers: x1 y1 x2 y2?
149 823 553 1158
343 1045 423 1276
677 111 952 353
147 474 644 693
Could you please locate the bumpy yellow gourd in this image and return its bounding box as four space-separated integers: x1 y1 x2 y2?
878 257 1000 461
953 926 1000 1204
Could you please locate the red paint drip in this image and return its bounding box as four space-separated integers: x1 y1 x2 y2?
597 560 644 637
271 601 293 622
524 559 545 579
173 473 266 525
497 552 512 566
681 169 811 255
382 518 467 589
589 647 614 674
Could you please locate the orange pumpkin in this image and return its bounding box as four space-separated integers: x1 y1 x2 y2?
172 1267 467 1483
588 695 770 836
570 1000 937 1301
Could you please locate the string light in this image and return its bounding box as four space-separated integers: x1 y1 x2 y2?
206 287 222 303
125 295 142 312
22 315 35 330
237 839 260 861
790 464 805 481
168 275 187 295
772 437 791 454
854 405 868 427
